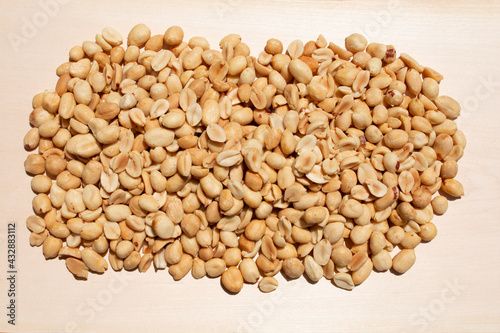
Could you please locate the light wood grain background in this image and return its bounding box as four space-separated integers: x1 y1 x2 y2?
1 0 499 332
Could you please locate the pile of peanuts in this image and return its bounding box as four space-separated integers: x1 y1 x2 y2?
24 24 465 293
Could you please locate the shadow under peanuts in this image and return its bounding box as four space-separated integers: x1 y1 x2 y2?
389 267 404 276
437 189 462 202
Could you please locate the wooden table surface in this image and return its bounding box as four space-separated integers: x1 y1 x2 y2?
1 0 499 332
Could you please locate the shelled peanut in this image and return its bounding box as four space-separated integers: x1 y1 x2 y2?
24 25 465 292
